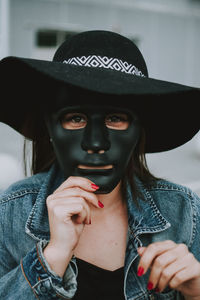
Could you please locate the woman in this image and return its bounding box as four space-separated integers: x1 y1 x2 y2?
0 30 200 300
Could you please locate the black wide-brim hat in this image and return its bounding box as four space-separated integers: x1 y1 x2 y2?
0 30 199 153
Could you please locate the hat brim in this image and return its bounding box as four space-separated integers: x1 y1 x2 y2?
0 56 199 153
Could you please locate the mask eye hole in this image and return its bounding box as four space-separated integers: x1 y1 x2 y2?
105 113 129 130
61 112 87 129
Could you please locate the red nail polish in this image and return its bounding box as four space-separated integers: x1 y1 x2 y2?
91 183 99 190
98 200 104 208
137 266 144 276
155 287 160 293
147 282 154 290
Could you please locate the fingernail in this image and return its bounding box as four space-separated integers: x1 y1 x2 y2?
98 200 104 208
147 281 154 290
91 183 99 190
89 219 92 225
137 266 144 276
155 287 160 293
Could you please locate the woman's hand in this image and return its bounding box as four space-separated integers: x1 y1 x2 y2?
43 176 103 277
137 240 200 299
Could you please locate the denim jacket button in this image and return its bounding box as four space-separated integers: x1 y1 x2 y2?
40 285 47 293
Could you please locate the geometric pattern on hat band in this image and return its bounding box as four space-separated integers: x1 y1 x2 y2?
63 55 145 77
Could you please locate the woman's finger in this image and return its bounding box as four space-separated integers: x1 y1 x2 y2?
156 255 189 292
71 203 88 225
137 247 146 256
169 258 200 293
48 196 91 225
147 243 189 291
66 197 91 225
49 187 102 209
54 176 99 193
137 240 177 276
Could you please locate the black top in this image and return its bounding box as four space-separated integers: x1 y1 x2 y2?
73 258 125 300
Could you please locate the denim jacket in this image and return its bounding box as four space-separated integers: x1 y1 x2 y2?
0 164 200 300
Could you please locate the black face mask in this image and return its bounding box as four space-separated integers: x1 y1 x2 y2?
45 88 141 194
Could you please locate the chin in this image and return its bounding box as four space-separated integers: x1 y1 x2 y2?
94 180 121 195
94 188 112 194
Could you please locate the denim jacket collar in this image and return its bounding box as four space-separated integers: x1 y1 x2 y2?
25 165 171 243
126 178 171 240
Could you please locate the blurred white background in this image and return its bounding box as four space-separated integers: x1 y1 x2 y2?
0 0 200 194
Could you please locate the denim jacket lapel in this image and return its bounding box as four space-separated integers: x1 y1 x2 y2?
126 178 171 239
124 180 171 299
25 164 64 242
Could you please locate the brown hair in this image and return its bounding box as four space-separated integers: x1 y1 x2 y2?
122 128 160 201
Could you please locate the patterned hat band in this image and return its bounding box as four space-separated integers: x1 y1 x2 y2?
63 55 145 77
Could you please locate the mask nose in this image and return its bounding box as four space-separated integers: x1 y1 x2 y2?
81 118 111 153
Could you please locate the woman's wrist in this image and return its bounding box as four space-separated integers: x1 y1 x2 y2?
43 244 74 278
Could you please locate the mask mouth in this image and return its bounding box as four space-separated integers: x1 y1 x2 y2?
78 164 113 170
76 164 114 175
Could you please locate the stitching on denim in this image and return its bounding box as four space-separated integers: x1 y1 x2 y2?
25 201 39 234
147 183 193 197
0 200 6 249
0 189 39 204
25 228 48 243
128 217 163 239
143 186 170 227
147 183 198 249
20 259 40 299
188 194 197 248
32 277 59 298
36 241 63 283
25 201 50 242
32 277 52 289
36 243 48 273
130 291 149 300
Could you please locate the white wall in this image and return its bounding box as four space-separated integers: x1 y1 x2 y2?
0 0 10 58
8 0 200 87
